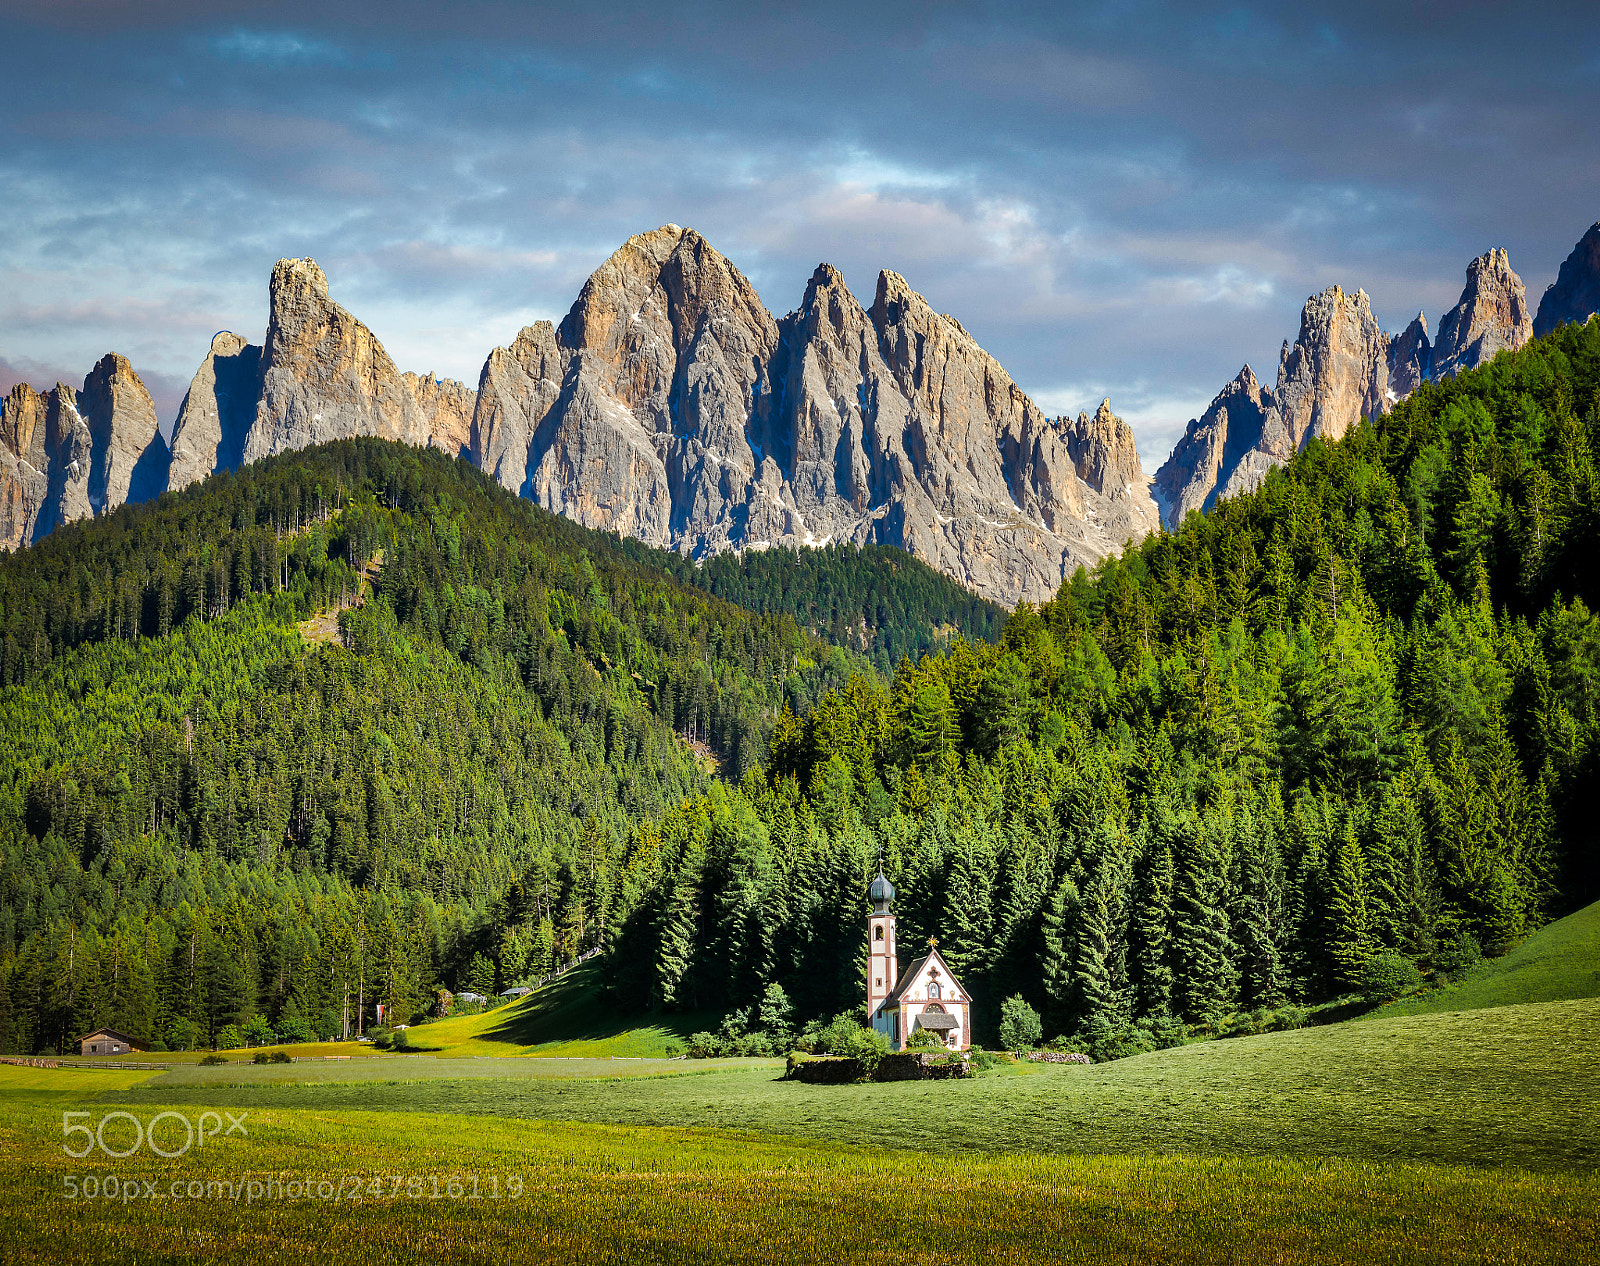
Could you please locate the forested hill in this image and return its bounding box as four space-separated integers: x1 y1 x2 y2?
695 544 1006 674
0 439 869 1054
603 317 1600 1048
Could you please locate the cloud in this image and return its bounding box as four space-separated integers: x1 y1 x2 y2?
209 30 349 68
0 0 1596 472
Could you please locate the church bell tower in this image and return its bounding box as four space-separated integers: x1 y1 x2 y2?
867 868 897 1024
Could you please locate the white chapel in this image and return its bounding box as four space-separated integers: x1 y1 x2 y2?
866 869 971 1051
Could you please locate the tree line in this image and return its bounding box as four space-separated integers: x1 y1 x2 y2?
0 441 880 1052
598 317 1600 1048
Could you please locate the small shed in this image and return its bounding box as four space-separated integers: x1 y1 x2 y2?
498 986 531 999
78 1028 142 1057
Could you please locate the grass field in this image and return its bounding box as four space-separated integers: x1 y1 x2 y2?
107 997 1600 1173
1372 900 1600 1020
14 919 1596 1261
0 1064 1593 1265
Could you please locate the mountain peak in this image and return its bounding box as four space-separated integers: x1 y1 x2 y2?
1432 247 1532 380
1533 222 1600 339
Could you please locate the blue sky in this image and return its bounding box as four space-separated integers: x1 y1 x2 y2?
2 0 1596 468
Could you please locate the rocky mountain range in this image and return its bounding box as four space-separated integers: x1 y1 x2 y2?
2 227 1155 606
1150 229 1598 529
7 218 1600 603
467 229 1156 605
0 355 167 551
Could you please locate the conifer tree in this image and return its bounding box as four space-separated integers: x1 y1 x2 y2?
1325 820 1375 989
1130 830 1176 1019
1172 819 1237 1023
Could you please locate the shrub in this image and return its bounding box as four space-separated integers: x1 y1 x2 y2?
1270 1004 1309 1031
1141 1011 1187 1049
199 1054 227 1066
276 1014 314 1045
214 1024 242 1052
686 1032 722 1059
663 1043 682 1059
1360 951 1425 1003
998 995 1043 1050
737 1032 774 1057
167 1018 199 1052
269 1050 292 1064
905 1028 944 1050
252 1051 270 1065
968 1049 1004 1072
1434 932 1483 977
146 1037 168 1052
241 1014 275 1047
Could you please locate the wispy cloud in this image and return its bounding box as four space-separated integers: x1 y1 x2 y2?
209 30 349 68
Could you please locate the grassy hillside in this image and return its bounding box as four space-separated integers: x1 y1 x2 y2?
397 963 713 1058
3 1062 1590 1265
116 996 1599 1173
1371 900 1600 1020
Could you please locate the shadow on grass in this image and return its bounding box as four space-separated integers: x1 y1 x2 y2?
450 962 720 1052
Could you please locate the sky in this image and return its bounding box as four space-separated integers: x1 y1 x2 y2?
2 1 1597 470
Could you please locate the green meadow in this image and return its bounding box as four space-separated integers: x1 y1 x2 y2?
12 912 1597 1262
0 1063 1593 1266
1369 899 1600 1020
112 997 1600 1173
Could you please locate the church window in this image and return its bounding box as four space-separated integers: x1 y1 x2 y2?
874 926 883 941
928 982 941 1000
875 978 882 988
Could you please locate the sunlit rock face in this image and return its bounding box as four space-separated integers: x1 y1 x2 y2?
167 332 262 493
1431 248 1533 382
1153 243 1539 529
462 227 1159 606
0 357 168 549
243 258 431 465
1154 284 1394 524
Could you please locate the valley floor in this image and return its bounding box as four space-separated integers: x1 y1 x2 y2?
2 991 1594 1263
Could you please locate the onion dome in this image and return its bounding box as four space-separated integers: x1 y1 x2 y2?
868 870 895 909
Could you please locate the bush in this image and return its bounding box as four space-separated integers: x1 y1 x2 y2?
252 1051 270 1064
1270 1004 1309 1031
835 1024 891 1075
905 1027 944 1050
269 1050 292 1064
199 1054 227 1066
1434 932 1483 977
686 1031 722 1059
1360 951 1425 1003
276 1014 314 1045
968 1049 1007 1072
214 1024 242 1052
241 1014 275 1047
736 1032 775 1057
146 1037 168 1052
997 995 1043 1050
1142 1011 1187 1048
167 1018 199 1052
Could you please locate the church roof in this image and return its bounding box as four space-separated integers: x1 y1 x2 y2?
915 1012 959 1031
868 870 896 904
882 945 968 1007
